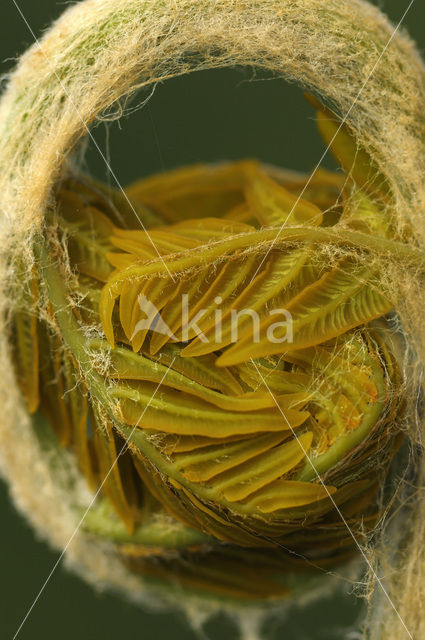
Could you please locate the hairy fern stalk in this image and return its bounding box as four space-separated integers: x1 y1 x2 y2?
10 99 405 601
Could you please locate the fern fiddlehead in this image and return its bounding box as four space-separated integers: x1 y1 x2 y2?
11 100 410 601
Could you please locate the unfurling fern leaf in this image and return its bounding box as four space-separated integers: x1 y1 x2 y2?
10 103 407 601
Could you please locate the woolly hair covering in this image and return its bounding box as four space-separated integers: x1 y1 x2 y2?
1 0 425 638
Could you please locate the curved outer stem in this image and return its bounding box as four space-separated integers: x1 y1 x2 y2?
1 1 425 637
0 1 425 242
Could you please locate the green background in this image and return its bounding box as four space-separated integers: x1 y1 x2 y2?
0 1 423 638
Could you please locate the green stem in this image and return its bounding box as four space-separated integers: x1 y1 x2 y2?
105 224 425 288
83 499 211 547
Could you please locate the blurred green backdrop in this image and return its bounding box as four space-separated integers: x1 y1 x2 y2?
0 1 424 639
